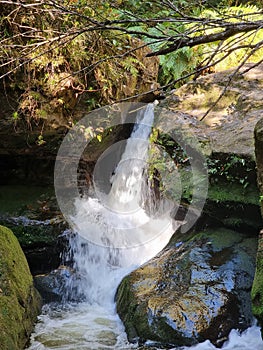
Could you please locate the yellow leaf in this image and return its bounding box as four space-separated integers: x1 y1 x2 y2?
97 134 102 142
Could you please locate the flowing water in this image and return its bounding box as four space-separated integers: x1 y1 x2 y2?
27 104 263 350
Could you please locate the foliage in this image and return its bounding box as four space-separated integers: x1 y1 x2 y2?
207 155 255 188
114 2 263 87
0 0 263 126
0 0 157 127
129 24 202 86
199 5 263 71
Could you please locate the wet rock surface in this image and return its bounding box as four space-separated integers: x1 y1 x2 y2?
0 216 67 274
116 228 257 347
34 266 75 303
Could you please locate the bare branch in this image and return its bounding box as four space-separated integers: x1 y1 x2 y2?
199 38 263 121
146 20 263 56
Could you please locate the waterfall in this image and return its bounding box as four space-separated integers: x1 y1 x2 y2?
65 103 177 305
27 102 179 350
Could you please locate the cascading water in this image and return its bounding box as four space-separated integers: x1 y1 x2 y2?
28 103 176 350
28 103 263 350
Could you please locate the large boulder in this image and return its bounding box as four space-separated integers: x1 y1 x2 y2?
0 225 41 350
116 228 257 347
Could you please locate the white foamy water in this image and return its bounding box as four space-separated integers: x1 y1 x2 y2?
28 103 263 350
27 302 133 350
181 325 263 350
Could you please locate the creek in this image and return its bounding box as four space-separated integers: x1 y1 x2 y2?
2 103 262 349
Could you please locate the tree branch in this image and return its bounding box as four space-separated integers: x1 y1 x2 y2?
146 20 263 56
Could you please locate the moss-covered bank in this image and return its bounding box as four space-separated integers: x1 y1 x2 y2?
0 225 41 350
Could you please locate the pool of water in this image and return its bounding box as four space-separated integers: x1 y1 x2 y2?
0 185 54 215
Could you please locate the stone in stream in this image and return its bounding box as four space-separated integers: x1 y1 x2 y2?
34 265 77 303
116 227 257 347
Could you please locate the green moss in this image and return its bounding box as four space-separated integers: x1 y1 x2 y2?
208 181 259 206
187 227 242 250
251 247 263 327
116 275 158 343
0 225 41 350
10 224 56 247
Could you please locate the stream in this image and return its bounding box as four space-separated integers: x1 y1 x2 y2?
2 103 263 349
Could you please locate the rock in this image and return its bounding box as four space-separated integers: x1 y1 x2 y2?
158 64 263 235
0 225 42 350
160 63 263 157
1 215 68 275
34 265 74 303
252 230 263 333
251 118 263 333
116 228 257 347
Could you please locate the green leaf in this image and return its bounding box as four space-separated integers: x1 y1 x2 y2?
12 112 19 120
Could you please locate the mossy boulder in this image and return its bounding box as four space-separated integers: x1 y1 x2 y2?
251 118 263 332
116 228 257 348
252 230 263 329
0 215 67 275
0 225 42 350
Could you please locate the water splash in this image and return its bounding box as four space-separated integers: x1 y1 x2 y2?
181 325 263 350
28 102 177 350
